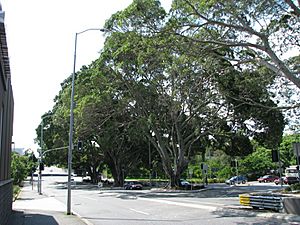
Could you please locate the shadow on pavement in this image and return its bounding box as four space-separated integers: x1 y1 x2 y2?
8 210 59 225
118 188 252 199
54 181 100 191
212 207 290 224
82 216 191 223
213 207 266 218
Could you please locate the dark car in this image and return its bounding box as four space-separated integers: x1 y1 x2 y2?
225 176 247 185
285 177 299 185
257 175 279 183
179 179 192 189
124 181 143 190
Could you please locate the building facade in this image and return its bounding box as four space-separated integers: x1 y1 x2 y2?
0 3 14 225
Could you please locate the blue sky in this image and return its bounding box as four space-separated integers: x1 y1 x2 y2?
1 0 172 151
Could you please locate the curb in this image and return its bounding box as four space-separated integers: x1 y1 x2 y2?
72 211 94 225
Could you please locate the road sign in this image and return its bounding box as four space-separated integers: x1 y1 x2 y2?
201 164 208 174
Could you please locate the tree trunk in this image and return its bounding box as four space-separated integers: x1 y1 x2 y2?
162 156 188 188
110 166 124 187
106 157 124 187
87 165 99 184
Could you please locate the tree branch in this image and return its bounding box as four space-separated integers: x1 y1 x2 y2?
284 0 300 17
175 32 265 50
183 0 265 38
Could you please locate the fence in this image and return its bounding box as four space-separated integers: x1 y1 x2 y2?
239 194 283 212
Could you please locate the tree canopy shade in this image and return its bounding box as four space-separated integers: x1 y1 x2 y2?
36 0 286 187
101 0 285 186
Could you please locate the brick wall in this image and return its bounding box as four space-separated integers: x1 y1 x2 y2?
0 5 14 225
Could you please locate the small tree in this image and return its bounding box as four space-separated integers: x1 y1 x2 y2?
11 151 36 186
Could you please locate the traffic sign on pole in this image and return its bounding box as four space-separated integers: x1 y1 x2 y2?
293 143 300 156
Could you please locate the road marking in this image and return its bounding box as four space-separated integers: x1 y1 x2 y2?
139 198 217 211
177 199 225 206
129 208 150 215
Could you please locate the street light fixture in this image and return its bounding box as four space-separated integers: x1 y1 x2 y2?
67 28 106 215
11 141 15 151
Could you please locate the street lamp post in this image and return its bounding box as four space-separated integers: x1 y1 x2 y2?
38 114 52 195
148 140 151 186
38 119 44 195
67 28 106 215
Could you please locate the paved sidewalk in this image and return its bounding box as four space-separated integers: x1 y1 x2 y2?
7 181 89 225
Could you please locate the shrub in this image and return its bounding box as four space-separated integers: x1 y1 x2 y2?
291 183 300 191
11 152 37 186
13 185 20 201
284 183 300 192
208 178 225 183
284 186 292 192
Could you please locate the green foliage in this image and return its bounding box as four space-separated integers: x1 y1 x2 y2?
217 68 285 150
13 185 21 201
36 0 292 187
285 186 292 192
290 183 300 191
279 134 300 167
11 151 36 185
239 143 277 179
105 0 166 33
216 167 233 180
285 183 300 192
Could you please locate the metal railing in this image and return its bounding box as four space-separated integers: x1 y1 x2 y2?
239 194 283 212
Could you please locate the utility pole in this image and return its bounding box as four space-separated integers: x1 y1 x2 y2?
67 28 106 215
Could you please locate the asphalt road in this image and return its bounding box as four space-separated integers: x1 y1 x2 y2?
40 176 297 225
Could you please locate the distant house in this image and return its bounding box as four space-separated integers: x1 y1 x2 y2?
0 3 14 225
13 148 25 155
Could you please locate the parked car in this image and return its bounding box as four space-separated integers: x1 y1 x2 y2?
179 179 192 189
124 181 143 190
285 176 299 185
257 175 279 183
225 176 247 185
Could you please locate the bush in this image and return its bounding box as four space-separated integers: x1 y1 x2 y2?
290 183 300 191
208 178 226 183
13 185 21 201
11 152 37 186
284 183 300 192
285 186 292 192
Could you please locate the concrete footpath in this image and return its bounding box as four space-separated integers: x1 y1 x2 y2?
7 181 89 225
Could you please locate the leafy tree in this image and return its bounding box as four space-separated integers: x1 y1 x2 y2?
35 110 69 167
170 0 300 133
239 143 277 179
102 0 284 187
103 5 228 186
205 150 232 179
36 62 149 185
216 67 285 149
35 0 286 188
73 61 150 185
170 0 300 88
279 134 300 167
11 151 37 185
